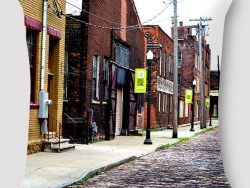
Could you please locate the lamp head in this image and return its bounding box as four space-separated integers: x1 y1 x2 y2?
193 79 197 86
147 50 153 60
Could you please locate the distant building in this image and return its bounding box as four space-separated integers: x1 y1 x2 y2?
143 25 174 129
19 0 66 154
210 70 219 118
174 21 211 126
64 0 146 140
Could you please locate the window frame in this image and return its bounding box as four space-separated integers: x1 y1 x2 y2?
92 54 100 101
26 30 37 103
179 100 184 118
102 58 109 101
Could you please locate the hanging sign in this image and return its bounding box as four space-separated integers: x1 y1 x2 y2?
185 89 193 104
206 98 210 108
156 76 174 94
134 68 147 93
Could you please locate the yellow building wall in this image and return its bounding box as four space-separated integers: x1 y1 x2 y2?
19 0 66 154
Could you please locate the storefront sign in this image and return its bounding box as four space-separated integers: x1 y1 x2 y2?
134 68 147 93
185 89 193 104
156 76 174 94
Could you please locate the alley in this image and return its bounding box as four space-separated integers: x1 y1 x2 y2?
67 128 230 188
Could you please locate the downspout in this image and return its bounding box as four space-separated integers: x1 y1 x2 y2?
40 0 48 91
38 0 50 134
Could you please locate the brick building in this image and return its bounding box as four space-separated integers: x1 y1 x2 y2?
143 26 174 129
19 0 66 154
175 22 211 126
64 0 146 140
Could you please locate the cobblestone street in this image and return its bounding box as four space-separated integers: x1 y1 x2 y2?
67 128 230 188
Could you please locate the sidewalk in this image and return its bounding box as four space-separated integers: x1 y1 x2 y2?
21 120 218 188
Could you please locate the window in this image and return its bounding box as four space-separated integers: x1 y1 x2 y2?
179 100 184 118
185 104 189 117
64 51 68 100
168 56 173 74
195 54 199 70
26 30 37 102
169 95 172 113
196 101 199 118
115 42 130 67
163 53 166 77
158 93 161 112
178 51 182 68
165 95 169 113
103 58 109 101
159 50 162 76
162 94 165 112
92 54 100 100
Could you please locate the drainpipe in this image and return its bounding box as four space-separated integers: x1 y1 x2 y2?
38 0 52 134
40 0 48 92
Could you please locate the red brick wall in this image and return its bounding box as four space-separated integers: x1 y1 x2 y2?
143 26 174 129
176 23 211 126
65 0 146 135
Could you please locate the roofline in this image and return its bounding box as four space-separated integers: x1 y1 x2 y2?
130 0 144 32
143 25 173 42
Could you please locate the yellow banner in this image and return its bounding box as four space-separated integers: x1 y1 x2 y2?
185 89 193 104
206 98 210 108
134 68 147 93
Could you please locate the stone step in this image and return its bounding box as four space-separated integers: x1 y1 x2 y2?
43 143 75 153
51 144 76 152
44 138 71 150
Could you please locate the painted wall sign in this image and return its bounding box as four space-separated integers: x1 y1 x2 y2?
134 68 147 93
185 89 193 104
156 76 174 94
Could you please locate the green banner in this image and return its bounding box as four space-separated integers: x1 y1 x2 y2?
134 68 147 93
185 89 193 104
206 98 210 108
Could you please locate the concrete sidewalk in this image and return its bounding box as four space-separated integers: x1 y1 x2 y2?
21 120 219 188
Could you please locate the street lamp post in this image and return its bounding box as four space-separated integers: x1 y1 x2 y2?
144 50 153 145
190 79 197 131
209 95 212 126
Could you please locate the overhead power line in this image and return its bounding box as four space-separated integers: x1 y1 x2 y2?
59 0 173 30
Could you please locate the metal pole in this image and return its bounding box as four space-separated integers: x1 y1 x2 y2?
209 96 212 126
190 17 212 129
198 21 205 129
190 84 195 131
172 0 178 138
144 51 153 145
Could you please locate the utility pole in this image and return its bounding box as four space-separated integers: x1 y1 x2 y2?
172 0 178 138
190 17 212 129
218 55 220 90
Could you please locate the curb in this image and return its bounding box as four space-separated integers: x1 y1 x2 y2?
155 125 218 151
58 156 137 188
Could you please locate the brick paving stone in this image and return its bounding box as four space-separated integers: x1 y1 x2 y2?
67 128 231 188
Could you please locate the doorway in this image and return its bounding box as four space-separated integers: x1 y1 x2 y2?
115 87 123 136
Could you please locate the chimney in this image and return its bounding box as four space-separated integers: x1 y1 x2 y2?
179 21 183 26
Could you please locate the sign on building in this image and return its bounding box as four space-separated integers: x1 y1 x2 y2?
134 68 147 93
185 89 193 104
156 76 174 94
206 98 210 108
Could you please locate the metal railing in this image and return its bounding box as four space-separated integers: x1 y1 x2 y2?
63 113 77 144
48 113 62 152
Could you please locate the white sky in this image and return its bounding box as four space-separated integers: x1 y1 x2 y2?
66 0 232 70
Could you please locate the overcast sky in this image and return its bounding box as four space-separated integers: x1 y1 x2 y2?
66 0 232 70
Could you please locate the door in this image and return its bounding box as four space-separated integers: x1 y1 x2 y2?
115 87 123 136
47 74 54 132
